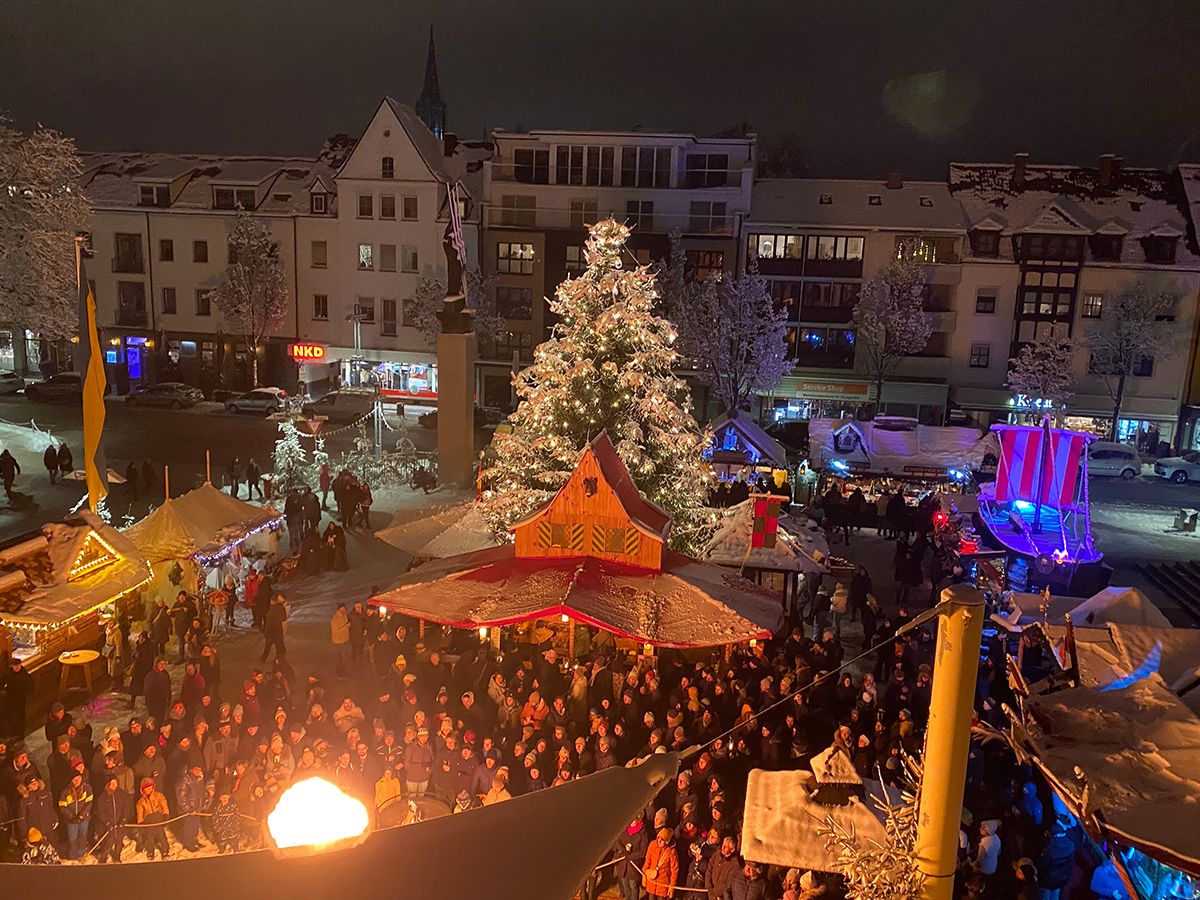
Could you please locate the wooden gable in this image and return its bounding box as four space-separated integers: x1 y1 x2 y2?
513 435 667 570
68 530 120 582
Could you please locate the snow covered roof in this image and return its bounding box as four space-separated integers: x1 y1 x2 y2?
808 418 994 475
708 411 788 469
0 511 151 627
124 482 281 563
949 161 1200 266
1010 586 1172 630
370 544 780 648
703 501 828 574
810 746 862 785
375 501 501 559
748 178 963 232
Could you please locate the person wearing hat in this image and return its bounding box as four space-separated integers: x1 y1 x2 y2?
135 777 170 859
405 725 434 797
612 815 650 900
93 773 132 863
373 766 404 824
642 826 680 898
452 788 479 814
21 826 61 865
3 657 34 738
481 771 512 806
725 859 767 900
58 769 93 859
176 763 207 852
18 772 59 852
210 782 241 853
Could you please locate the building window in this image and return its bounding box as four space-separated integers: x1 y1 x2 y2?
751 234 803 260
497 287 533 319
868 194 882 206
139 184 170 207
381 156 394 179
112 233 144 273
380 195 396 219
195 289 211 316
401 245 419 273
227 241 239 265
311 192 328 214
555 145 615 186
1142 236 1178 264
358 243 373 270
192 240 208 263
895 234 958 264
379 243 397 272
969 230 1000 258
311 240 327 268
1133 355 1154 377
808 235 865 262
625 200 654 231
684 153 730 188
565 245 585 275
968 343 991 368
159 239 174 262
213 188 255 210
497 242 535 275
313 294 328 321
790 326 856 368
975 288 997 314
358 194 373 218
382 299 397 335
569 199 598 229
1081 293 1103 318
495 331 533 358
818 194 833 205
801 281 859 313
1089 234 1123 262
1019 269 1076 317
161 287 176 314
513 148 549 184
620 146 671 188
355 297 375 323
402 196 419 220
685 250 725 282
499 194 536 227
603 526 631 553
1021 234 1083 262
688 201 729 234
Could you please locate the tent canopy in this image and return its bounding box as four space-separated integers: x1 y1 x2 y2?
125 482 281 564
375 501 500 559
371 545 781 648
708 410 788 470
809 417 994 476
703 501 828 575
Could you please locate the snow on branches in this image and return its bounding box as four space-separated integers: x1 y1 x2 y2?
852 259 933 405
481 219 713 553
405 269 504 346
0 115 90 340
1006 333 1075 422
212 210 288 386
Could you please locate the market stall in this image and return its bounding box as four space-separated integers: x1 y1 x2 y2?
0 511 151 670
371 432 781 659
124 481 283 608
704 410 789 480
375 500 500 568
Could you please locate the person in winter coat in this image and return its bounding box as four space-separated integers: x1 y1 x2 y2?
3 657 35 737
43 445 59 484
319 462 332 509
148 601 171 656
245 458 262 500
481 772 512 805
135 778 170 859
374 768 404 821
830 582 849 636
724 861 768 900
56 443 73 479
58 771 93 859
705 837 741 900
176 764 207 851
261 594 288 662
22 827 61 865
643 827 680 898
405 727 434 796
92 774 132 863
210 786 241 853
0 449 21 497
974 819 1002 876
143 658 172 723
19 773 60 851
614 817 651 900
330 604 352 676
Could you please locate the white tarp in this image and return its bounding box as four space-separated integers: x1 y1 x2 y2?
703 501 828 575
376 501 500 559
1009 586 1171 629
809 418 995 475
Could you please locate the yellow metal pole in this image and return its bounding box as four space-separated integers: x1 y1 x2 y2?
915 584 985 900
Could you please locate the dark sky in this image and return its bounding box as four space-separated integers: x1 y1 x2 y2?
3 0 1200 178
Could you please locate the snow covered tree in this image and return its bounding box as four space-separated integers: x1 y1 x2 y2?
272 418 309 494
1084 279 1178 440
405 269 503 346
1005 333 1075 424
307 435 330 488
852 259 933 412
665 234 789 414
212 210 288 386
0 115 90 339
482 219 713 553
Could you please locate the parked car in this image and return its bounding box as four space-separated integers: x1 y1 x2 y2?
26 373 84 403
1087 441 1142 480
301 389 380 425
225 386 287 415
418 406 501 429
126 381 204 409
1154 451 1200 484
0 371 25 396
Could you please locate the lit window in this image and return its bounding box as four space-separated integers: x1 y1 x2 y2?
968 343 991 368
358 244 373 270
312 294 328 321
1081 293 1103 318
975 288 997 314
497 242 535 275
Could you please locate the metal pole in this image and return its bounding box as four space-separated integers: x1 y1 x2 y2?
915 584 985 900
374 399 383 461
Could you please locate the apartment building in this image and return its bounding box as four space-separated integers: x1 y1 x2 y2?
742 175 965 424
949 155 1200 445
478 128 755 409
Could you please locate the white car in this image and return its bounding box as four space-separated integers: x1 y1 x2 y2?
0 371 25 395
225 387 287 415
1087 441 1141 480
1154 451 1200 484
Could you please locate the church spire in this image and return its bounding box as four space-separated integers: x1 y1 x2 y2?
416 25 447 139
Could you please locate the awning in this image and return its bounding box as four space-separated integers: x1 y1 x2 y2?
371 545 781 648
125 482 281 564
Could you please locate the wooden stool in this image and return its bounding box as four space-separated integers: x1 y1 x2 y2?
58 649 100 706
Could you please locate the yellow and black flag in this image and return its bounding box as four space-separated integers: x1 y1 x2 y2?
76 244 109 511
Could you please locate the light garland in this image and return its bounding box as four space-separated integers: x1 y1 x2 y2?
192 516 285 567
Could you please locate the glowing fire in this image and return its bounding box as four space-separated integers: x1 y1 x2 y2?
267 777 370 849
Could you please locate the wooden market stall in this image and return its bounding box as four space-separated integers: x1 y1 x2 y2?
370 432 781 660
123 481 282 608
705 410 789 480
0 510 151 671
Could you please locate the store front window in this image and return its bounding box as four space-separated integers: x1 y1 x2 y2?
339 359 439 399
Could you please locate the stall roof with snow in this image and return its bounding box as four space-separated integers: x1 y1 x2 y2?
0 511 151 628
375 501 500 560
808 417 994 478
703 501 829 575
1008 586 1171 630
124 482 282 564
371 432 780 647
705 410 788 471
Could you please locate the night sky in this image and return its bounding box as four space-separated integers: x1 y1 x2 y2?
3 0 1200 177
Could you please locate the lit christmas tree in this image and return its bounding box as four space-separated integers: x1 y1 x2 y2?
272 417 309 494
482 219 713 553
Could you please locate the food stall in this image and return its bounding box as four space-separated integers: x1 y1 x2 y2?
704 410 789 481
0 511 151 670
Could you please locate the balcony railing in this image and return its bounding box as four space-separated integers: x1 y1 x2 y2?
488 162 748 190
484 204 736 235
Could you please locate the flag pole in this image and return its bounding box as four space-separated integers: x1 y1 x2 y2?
205 450 211 484
164 465 170 503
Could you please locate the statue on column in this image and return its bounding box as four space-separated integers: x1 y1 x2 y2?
437 197 473 335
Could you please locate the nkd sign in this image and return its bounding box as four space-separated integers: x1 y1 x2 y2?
288 342 328 361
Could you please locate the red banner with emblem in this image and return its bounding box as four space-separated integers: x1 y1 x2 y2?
751 496 781 548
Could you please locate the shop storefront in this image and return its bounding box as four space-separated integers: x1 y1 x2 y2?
762 376 948 425
323 347 439 403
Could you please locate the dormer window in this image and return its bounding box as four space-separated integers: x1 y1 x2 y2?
311 192 328 214
1089 234 1123 262
919 196 933 208
868 195 882 206
819 194 833 205
1142 235 1178 264
214 187 256 210
138 184 170 208
381 156 394 179
969 229 1000 258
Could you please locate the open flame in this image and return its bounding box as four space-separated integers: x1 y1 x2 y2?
267 777 370 850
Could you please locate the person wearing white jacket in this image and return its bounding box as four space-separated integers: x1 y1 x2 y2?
830 582 849 636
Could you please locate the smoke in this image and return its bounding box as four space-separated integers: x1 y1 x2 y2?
882 69 981 140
